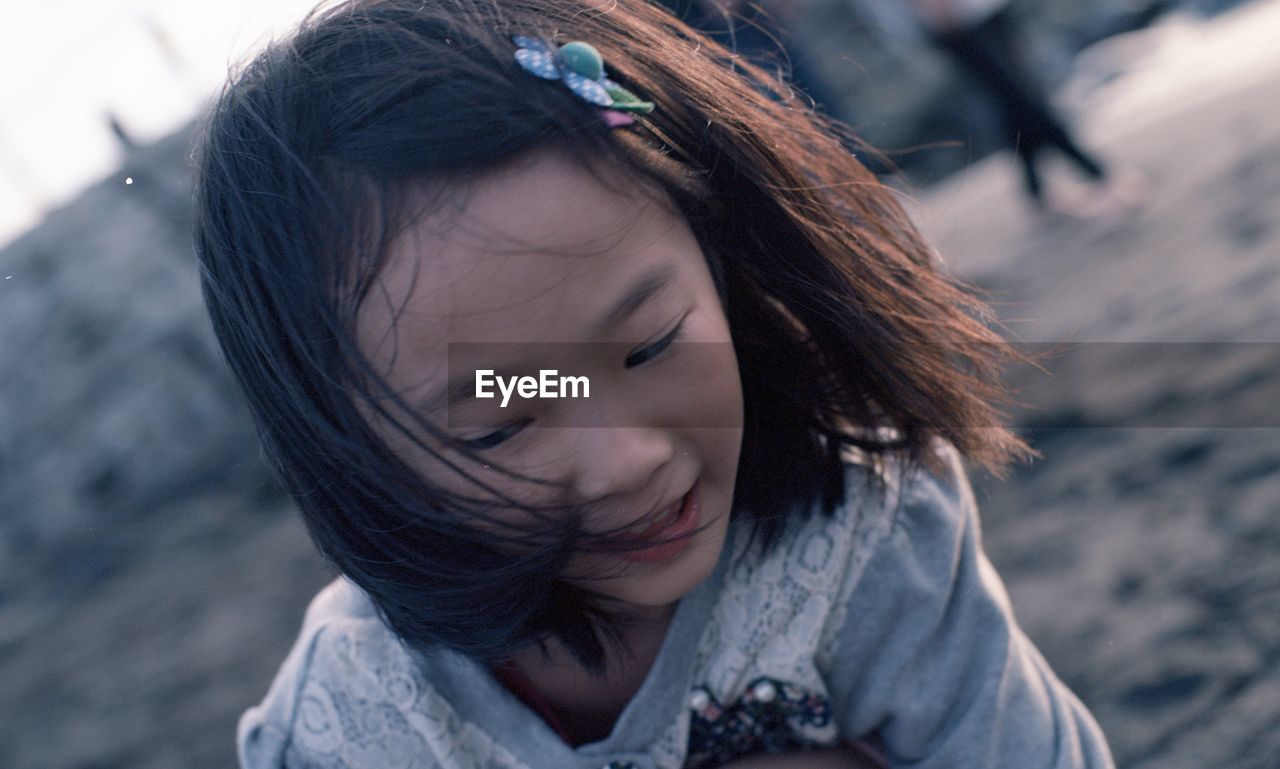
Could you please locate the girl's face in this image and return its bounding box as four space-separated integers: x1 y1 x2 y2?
357 147 744 615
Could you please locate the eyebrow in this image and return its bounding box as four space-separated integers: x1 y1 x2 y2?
419 264 678 415
421 374 486 415
596 264 677 333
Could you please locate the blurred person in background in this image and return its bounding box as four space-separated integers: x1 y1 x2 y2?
864 0 1147 219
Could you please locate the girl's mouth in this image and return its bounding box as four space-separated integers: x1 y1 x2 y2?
605 483 701 563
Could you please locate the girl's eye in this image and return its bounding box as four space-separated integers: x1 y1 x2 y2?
461 418 532 451
626 318 684 368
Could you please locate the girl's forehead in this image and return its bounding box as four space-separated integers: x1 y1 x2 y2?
362 150 692 350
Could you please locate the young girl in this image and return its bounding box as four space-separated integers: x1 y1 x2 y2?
193 1 1115 767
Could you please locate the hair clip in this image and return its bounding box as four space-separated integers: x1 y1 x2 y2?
512 36 655 126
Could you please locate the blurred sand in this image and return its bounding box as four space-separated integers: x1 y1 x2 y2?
907 4 1280 764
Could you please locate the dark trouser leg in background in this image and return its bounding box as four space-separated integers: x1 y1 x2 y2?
1017 134 1044 202
934 6 1109 204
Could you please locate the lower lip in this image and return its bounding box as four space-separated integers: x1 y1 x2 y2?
613 484 701 563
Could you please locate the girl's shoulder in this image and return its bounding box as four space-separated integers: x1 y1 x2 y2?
734 435 978 651
235 577 380 767
238 576 534 769
766 434 971 566
236 577 461 768
724 435 972 600
808 435 989 669
685 437 974 748
835 434 973 535
825 435 978 584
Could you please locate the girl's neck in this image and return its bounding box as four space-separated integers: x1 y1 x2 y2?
515 601 675 675
504 602 676 745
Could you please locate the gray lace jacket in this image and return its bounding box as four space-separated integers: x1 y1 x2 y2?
237 442 1115 769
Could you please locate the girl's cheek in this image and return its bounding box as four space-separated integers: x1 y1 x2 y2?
683 302 731 343
672 342 743 426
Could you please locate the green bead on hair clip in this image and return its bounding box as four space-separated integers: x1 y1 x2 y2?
513 36 655 125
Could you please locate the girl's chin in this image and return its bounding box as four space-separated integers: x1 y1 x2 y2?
608 526 729 608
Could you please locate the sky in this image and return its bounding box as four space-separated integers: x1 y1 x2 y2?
0 0 318 249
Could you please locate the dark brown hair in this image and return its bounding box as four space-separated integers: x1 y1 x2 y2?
193 0 1030 673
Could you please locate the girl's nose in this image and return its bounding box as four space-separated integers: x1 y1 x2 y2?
569 426 675 502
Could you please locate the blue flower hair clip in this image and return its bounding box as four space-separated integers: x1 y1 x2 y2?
512 36 655 126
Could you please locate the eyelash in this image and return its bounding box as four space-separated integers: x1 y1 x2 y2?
462 417 533 450
461 318 687 451
625 317 684 368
